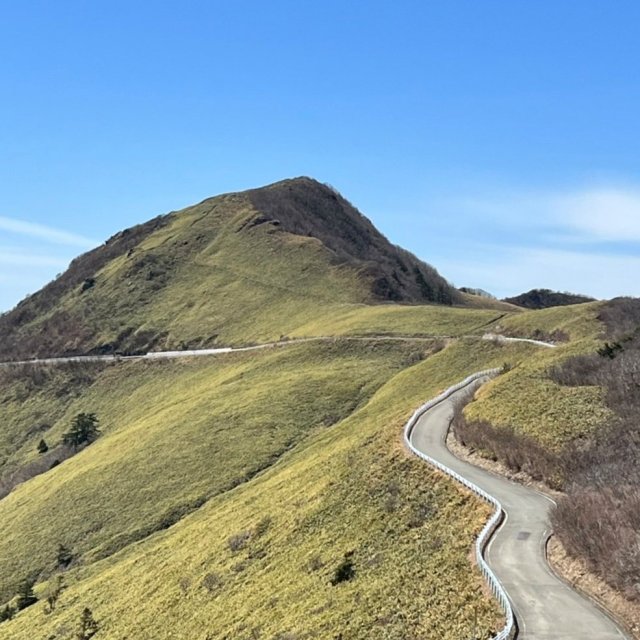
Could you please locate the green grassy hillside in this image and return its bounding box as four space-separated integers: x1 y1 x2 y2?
0 340 420 593
0 338 541 640
468 301 610 448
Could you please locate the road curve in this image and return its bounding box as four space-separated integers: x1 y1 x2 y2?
408 375 628 639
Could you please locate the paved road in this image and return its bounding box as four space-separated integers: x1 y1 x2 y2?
409 376 628 639
0 334 558 368
482 333 557 349
0 335 455 368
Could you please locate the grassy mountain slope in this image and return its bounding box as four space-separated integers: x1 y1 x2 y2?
0 178 472 361
467 301 609 448
1 338 541 640
0 341 421 599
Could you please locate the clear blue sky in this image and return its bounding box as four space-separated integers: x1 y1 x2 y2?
2 1 640 311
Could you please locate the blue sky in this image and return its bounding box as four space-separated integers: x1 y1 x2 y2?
2 1 640 311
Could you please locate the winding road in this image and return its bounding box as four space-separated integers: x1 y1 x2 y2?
408 374 628 639
1 334 629 637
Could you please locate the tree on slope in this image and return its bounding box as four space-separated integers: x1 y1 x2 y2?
62 413 101 450
15 578 37 611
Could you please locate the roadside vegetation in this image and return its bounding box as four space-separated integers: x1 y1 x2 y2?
455 298 640 600
550 298 640 600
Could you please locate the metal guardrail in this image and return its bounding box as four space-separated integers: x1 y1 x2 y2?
403 369 516 640
482 333 557 349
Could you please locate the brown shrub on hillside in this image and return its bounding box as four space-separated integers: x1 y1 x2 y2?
452 415 567 489
0 444 75 500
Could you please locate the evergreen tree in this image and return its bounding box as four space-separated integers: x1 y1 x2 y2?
62 413 100 450
37 438 49 454
15 578 37 611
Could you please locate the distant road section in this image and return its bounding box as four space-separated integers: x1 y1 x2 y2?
0 335 445 367
408 375 628 639
482 332 558 349
0 333 557 368
0 339 318 367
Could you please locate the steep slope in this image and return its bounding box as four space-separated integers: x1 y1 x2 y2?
0 338 540 640
0 178 463 361
246 178 459 304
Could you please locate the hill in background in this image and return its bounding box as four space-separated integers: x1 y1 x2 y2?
503 288 595 310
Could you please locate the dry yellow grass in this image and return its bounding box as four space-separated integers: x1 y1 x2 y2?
0 338 540 640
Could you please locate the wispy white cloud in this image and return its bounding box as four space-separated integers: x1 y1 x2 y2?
0 216 98 248
446 184 640 244
0 248 69 268
424 183 640 299
552 188 640 242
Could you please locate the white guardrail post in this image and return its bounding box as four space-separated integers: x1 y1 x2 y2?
403 369 516 640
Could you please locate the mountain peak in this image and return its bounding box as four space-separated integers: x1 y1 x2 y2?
0 177 463 360
246 177 459 305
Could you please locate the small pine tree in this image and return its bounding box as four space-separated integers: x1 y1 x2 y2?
62 413 101 450
15 578 37 611
76 607 99 639
37 438 49 454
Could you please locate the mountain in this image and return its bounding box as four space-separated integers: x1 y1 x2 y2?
503 288 595 309
3 177 630 639
0 177 464 361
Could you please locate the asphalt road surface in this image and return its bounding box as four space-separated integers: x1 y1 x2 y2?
409 377 628 640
